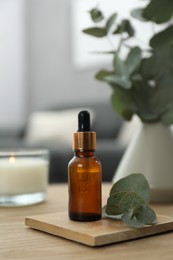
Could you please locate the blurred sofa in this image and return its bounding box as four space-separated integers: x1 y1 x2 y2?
0 101 126 183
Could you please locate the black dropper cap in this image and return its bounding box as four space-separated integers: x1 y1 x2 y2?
78 110 90 132
73 110 96 150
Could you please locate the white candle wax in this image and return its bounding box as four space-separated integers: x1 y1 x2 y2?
0 157 48 195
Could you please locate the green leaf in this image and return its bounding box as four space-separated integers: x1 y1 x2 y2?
131 74 143 82
111 88 137 120
95 69 132 90
141 46 173 80
95 70 115 81
102 174 157 229
89 8 104 23
110 173 150 204
104 75 132 89
140 46 173 121
150 26 173 48
142 0 173 24
102 205 122 220
105 13 117 33
82 27 107 37
122 19 135 37
122 213 145 228
129 80 160 122
135 205 157 225
125 47 142 75
122 205 157 228
113 19 134 37
161 106 173 125
119 192 145 214
106 191 128 215
140 57 154 79
149 83 173 120
113 52 127 76
130 8 146 21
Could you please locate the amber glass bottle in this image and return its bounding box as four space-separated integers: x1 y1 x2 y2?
68 111 102 221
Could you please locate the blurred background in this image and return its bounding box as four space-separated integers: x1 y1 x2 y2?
0 0 150 133
0 0 147 182
0 0 112 133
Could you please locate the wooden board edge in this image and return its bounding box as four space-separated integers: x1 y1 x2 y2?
25 213 173 247
95 220 173 246
25 217 95 247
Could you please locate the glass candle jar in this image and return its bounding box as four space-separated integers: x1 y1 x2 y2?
0 149 49 206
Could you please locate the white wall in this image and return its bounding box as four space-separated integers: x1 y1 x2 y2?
0 0 26 131
27 0 111 112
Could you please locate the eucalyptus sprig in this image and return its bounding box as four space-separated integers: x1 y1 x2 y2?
82 1 173 125
102 174 157 228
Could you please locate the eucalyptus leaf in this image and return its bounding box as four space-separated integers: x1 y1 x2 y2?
121 19 135 37
122 205 157 228
140 57 154 80
102 205 122 220
82 27 107 37
131 74 143 82
111 88 137 120
122 213 145 228
104 75 132 89
105 13 117 33
149 83 173 120
160 106 173 125
89 8 104 23
95 70 132 89
110 173 150 204
119 192 145 214
150 26 173 48
103 174 157 228
135 205 157 225
129 80 160 122
142 0 173 24
95 69 115 81
113 19 134 37
130 8 146 21
125 47 142 75
105 205 122 216
113 24 123 35
141 45 173 82
106 191 128 215
113 52 127 76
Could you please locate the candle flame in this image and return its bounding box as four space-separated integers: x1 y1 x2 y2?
9 156 16 163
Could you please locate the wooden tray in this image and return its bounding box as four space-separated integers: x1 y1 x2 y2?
25 212 173 247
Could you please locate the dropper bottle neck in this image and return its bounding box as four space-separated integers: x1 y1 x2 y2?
74 149 95 157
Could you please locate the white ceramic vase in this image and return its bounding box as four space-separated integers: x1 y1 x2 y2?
113 122 173 203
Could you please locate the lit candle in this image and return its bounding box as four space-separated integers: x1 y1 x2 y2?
0 150 49 206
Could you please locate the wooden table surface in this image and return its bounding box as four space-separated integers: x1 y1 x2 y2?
1 183 173 260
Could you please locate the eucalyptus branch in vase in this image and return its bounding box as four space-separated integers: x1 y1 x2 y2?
82 1 173 125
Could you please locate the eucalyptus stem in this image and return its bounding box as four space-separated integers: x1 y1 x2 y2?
107 34 116 50
117 37 124 52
